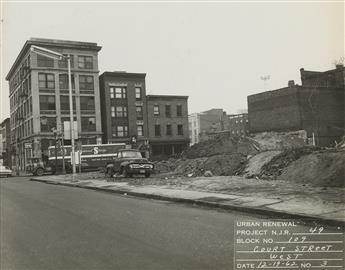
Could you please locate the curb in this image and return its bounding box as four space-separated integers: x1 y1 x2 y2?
30 178 345 228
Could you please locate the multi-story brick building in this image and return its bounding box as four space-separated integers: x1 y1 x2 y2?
0 118 11 167
225 113 249 136
188 109 225 145
99 72 190 157
247 65 345 146
146 95 189 156
99 72 149 145
6 38 102 171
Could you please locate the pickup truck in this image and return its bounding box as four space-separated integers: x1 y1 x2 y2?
105 149 154 178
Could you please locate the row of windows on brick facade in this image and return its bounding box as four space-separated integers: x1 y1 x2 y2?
9 54 94 94
111 125 144 138
38 73 94 91
154 124 184 137
10 97 33 129
153 105 183 117
110 105 144 119
10 76 32 110
39 95 95 113
109 86 142 99
229 119 249 124
40 116 96 132
9 55 30 92
11 119 34 143
37 54 93 70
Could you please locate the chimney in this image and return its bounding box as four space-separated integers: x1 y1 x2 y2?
288 80 295 87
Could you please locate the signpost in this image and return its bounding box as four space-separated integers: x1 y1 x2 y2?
24 142 32 149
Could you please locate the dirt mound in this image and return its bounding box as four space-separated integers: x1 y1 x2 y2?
200 154 246 176
279 150 345 187
154 158 179 173
259 147 320 179
182 134 259 159
154 132 341 187
155 154 246 177
250 130 308 151
244 151 282 178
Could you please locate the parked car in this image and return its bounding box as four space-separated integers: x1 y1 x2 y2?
26 158 52 176
0 165 12 177
105 149 154 178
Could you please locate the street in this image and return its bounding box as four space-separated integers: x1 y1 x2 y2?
0 177 341 270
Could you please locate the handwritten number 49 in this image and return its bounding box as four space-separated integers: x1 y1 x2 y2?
309 226 324 234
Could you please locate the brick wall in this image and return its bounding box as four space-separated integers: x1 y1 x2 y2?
298 87 345 146
147 95 189 156
146 96 189 142
99 72 148 144
248 86 302 133
300 66 345 88
248 85 345 146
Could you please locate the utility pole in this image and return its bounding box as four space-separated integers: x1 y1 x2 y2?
53 128 58 174
67 54 76 175
61 130 66 174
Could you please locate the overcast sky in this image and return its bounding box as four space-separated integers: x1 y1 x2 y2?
1 1 344 122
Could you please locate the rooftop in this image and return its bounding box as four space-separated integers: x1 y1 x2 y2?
6 37 102 80
100 71 146 79
146 94 188 99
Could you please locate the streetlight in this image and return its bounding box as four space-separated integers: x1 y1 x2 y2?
31 45 76 175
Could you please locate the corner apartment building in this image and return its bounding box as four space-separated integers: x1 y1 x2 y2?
0 118 11 167
6 38 102 170
188 108 225 145
99 72 149 145
248 65 345 146
146 95 189 156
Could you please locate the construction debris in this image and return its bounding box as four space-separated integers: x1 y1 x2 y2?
155 153 246 177
181 134 259 159
244 150 282 178
249 130 308 151
153 130 344 188
259 147 320 179
279 150 345 187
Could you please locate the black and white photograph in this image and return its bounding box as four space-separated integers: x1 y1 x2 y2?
0 0 344 269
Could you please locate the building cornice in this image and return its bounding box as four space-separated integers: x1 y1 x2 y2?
146 95 188 100
6 38 102 80
100 71 146 79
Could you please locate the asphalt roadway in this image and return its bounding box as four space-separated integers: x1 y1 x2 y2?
0 177 342 270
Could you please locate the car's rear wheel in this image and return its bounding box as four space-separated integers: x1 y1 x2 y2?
7 174 11 178
36 168 44 176
145 173 150 178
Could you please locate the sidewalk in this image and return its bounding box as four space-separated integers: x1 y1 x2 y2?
13 170 32 177
31 173 345 226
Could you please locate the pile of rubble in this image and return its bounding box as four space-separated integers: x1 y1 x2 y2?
154 130 344 187
155 131 309 177
280 149 345 187
155 133 259 177
249 130 308 151
155 153 246 177
259 147 320 180
182 134 259 159
244 150 282 178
